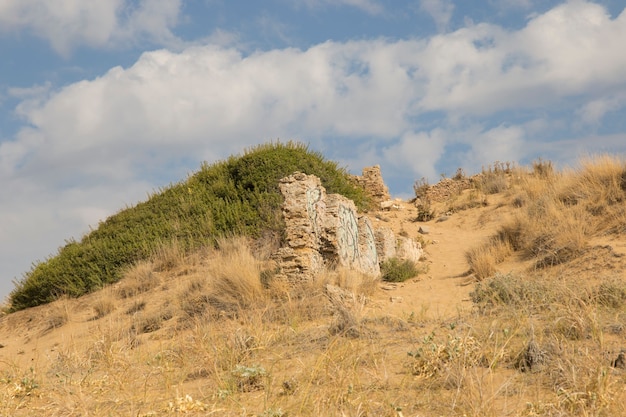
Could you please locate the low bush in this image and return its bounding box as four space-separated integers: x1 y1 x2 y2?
380 257 419 283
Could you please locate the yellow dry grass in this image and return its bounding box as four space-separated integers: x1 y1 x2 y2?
2 156 626 416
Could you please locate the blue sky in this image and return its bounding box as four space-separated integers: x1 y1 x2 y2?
1 0 626 300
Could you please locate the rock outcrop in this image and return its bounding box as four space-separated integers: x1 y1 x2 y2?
351 165 390 204
272 171 422 282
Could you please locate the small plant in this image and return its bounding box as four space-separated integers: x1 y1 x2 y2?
43 302 70 333
260 408 286 417
116 261 158 299
453 167 466 180
594 278 626 308
231 364 267 392
470 273 551 309
125 300 146 315
7 368 39 398
414 199 436 222
465 237 512 280
532 158 554 178
477 171 508 194
92 295 115 319
407 333 482 378
168 394 210 412
380 257 419 283
133 309 173 334
413 177 430 199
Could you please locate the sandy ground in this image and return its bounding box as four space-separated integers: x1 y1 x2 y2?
368 196 508 320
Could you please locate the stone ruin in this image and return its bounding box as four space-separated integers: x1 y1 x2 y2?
272 170 422 282
351 165 391 204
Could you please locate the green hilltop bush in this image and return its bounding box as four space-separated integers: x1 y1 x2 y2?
9 141 370 311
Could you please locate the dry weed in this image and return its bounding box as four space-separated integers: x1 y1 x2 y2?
152 240 185 272
466 237 512 280
42 298 70 333
116 260 159 298
205 236 267 313
92 293 116 319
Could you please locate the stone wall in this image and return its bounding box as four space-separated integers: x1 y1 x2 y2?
273 172 422 282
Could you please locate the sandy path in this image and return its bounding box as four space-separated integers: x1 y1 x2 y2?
369 200 501 321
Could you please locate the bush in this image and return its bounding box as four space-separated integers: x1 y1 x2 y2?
10 141 371 311
380 257 419 282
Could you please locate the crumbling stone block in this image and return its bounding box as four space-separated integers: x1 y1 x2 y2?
273 171 422 283
351 165 390 204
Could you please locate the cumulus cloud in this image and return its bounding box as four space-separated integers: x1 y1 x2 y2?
0 0 182 55
383 129 448 181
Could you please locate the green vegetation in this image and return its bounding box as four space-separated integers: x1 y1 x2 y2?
380 257 420 282
9 141 369 311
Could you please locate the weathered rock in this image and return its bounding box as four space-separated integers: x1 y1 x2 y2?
357 216 379 275
273 171 422 283
272 173 327 282
375 227 397 262
380 199 402 211
351 165 390 203
396 236 424 263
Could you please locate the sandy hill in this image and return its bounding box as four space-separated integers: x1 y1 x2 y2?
2 157 626 416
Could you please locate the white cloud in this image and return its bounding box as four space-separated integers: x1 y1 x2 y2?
415 2 626 115
2 40 423 187
3 0 626 192
577 94 626 125
419 0 455 32
465 124 526 169
0 0 182 55
383 129 448 181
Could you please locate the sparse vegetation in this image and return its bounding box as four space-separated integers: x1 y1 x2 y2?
380 257 420 282
467 155 626 276
477 161 512 194
3 155 626 416
9 141 370 311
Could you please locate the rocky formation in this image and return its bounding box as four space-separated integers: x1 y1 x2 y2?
351 165 390 204
272 172 422 282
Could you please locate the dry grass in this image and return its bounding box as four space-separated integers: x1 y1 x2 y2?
116 260 160 299
468 155 626 275
466 237 513 280
92 291 116 319
3 157 626 416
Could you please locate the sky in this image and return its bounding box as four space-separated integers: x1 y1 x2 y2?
1 0 626 301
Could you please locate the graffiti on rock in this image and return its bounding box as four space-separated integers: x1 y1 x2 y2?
306 187 322 235
358 217 379 274
337 204 359 265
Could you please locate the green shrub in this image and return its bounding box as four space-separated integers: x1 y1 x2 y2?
380 257 419 282
9 141 370 311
